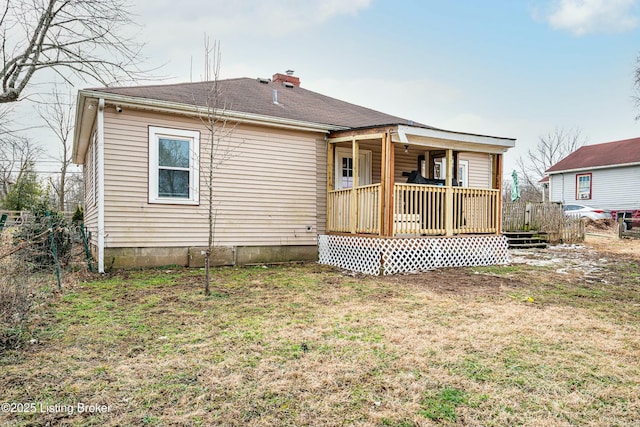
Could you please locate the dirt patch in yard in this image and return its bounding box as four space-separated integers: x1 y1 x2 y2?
580 218 640 258
382 234 639 296
586 231 640 259
383 267 513 297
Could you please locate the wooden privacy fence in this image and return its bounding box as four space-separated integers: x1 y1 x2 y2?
502 202 584 243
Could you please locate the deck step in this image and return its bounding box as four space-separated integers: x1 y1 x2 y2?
508 242 548 249
503 231 548 249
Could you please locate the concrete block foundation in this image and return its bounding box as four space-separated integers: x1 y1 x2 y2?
103 245 318 269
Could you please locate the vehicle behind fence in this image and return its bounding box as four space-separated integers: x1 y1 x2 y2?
502 202 585 243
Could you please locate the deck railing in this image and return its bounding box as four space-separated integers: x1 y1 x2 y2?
355 184 381 234
327 184 499 236
452 187 500 234
393 184 446 235
327 188 351 233
327 184 381 234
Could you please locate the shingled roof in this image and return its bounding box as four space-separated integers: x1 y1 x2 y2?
546 137 640 173
86 77 428 130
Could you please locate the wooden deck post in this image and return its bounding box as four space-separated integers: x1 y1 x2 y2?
326 142 334 232
381 132 395 236
379 132 386 236
444 149 454 236
350 139 359 233
493 153 503 235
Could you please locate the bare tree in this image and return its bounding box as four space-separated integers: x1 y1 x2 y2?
64 172 84 209
0 0 145 104
197 39 241 296
635 54 640 120
517 127 586 188
0 135 42 199
37 87 74 211
0 105 13 135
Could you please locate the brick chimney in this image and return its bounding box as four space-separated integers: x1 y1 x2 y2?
272 70 300 87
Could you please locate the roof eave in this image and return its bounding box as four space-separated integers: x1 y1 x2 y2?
394 124 516 153
79 89 345 132
72 92 99 164
547 161 640 175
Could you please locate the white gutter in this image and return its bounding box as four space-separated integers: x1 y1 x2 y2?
97 98 105 273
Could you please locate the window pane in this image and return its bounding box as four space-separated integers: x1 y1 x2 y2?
159 138 190 168
579 177 589 190
342 157 353 177
158 169 190 198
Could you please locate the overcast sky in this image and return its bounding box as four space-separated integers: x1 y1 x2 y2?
20 0 640 177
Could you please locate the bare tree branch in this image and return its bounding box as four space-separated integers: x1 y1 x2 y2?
634 54 640 121
0 135 42 199
518 127 585 186
196 38 243 296
37 86 74 210
0 0 147 104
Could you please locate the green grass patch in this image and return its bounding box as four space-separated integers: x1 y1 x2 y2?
419 387 468 422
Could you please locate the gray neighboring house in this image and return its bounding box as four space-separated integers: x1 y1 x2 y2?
545 137 640 214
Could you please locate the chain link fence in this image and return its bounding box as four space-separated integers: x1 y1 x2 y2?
0 208 93 352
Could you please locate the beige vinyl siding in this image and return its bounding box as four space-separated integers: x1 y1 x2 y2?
101 109 324 248
82 127 98 246
394 144 417 183
359 140 383 183
459 152 491 188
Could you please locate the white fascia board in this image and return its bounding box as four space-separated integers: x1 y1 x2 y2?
73 93 99 164
547 162 640 175
395 125 516 153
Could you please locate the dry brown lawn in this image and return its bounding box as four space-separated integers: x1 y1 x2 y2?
1 236 639 426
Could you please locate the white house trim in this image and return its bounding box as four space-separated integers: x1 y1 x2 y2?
547 161 640 175
97 98 105 273
395 125 515 152
148 126 200 205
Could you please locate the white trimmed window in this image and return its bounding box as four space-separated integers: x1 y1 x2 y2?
576 173 591 200
149 126 200 204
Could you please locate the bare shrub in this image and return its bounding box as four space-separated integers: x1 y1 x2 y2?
0 229 34 351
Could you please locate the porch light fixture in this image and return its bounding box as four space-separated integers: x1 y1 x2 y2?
404 144 409 153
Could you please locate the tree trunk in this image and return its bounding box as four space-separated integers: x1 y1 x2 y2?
204 249 211 296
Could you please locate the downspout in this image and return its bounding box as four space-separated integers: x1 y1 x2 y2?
97 99 105 273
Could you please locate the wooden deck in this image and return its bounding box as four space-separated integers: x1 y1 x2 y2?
327 184 500 237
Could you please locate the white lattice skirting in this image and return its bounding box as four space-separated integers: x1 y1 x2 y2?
318 234 509 275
